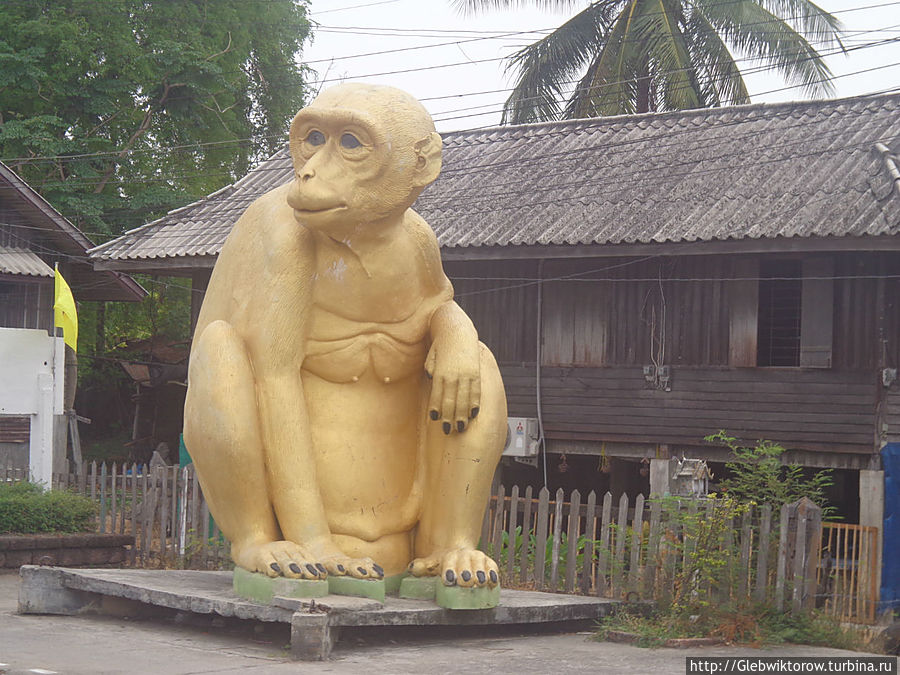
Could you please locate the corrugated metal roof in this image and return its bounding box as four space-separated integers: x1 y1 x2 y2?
0 245 54 277
89 92 900 265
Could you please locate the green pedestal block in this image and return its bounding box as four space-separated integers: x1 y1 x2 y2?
233 567 329 604
435 582 501 610
398 575 437 600
384 572 405 596
327 575 386 603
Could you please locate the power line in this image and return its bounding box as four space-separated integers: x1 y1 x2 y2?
5 30 896 174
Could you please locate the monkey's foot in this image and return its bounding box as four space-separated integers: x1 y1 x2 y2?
408 548 499 588
232 539 385 580
318 553 385 580
231 539 331 580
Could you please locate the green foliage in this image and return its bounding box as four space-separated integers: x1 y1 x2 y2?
651 494 751 614
456 0 844 123
0 0 312 237
705 431 835 518
598 603 867 650
0 481 96 533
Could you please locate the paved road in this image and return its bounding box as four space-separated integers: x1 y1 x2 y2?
0 570 891 674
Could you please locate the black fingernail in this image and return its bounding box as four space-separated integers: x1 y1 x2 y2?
306 563 318 576
358 567 368 575
470 407 480 419
445 570 456 584
457 421 465 432
316 563 327 575
489 570 498 584
461 570 472 582
373 564 384 577
430 410 439 420
443 422 451 435
337 564 345 573
289 563 302 574
477 570 486 584
270 562 281 573
407 562 414 571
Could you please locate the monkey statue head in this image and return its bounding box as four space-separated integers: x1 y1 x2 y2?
286 83 442 239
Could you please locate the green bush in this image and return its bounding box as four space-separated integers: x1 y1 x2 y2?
0 482 96 533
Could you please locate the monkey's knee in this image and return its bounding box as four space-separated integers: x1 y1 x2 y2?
184 320 261 462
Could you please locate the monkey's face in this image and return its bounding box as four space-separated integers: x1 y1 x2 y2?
286 84 442 239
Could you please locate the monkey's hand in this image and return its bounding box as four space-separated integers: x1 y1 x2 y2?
425 332 481 434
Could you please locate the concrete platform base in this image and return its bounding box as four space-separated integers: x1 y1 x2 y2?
18 566 617 661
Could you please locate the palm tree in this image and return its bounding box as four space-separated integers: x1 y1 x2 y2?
454 0 844 123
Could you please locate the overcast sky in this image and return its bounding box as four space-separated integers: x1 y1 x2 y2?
302 0 900 131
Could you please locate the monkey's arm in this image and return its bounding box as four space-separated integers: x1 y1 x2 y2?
425 301 482 434
241 209 339 558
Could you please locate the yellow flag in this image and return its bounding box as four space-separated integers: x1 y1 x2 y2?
54 265 78 351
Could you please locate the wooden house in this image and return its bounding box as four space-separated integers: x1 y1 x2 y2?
88 93 900 525
0 161 145 474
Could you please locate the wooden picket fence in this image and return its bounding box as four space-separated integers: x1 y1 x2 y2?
1 465 879 623
480 484 879 624
2 462 230 569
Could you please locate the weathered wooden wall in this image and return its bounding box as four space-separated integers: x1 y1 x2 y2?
501 365 876 453
447 252 896 456
449 253 893 372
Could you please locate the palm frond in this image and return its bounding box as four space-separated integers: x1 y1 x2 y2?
685 10 750 106
501 1 620 123
697 0 838 98
636 0 705 111
452 0 589 16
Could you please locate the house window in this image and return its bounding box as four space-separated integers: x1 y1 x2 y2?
757 260 802 366
729 256 833 369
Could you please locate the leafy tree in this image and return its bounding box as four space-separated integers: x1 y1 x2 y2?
0 1 313 432
705 431 835 517
454 0 844 123
0 0 312 236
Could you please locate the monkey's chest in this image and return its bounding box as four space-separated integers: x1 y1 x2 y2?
302 331 426 384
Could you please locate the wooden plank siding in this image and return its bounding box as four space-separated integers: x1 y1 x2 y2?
448 253 891 371
501 366 876 453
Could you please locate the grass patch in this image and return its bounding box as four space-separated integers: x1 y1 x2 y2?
597 604 871 650
0 481 96 533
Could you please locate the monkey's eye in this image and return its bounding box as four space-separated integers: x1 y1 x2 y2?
306 130 326 146
340 133 362 149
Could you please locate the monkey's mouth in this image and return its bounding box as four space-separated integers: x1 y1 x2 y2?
293 205 347 217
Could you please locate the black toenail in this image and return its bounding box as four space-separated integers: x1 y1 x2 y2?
489 570 498 583
476 571 486 584
337 564 345 573
289 563 302 574
471 407 480 419
373 564 384 577
443 422 451 435
358 567 367 575
306 564 318 576
445 570 456 584
430 410 439 420
316 563 327 575
457 421 465 432
461 570 472 582
270 563 281 573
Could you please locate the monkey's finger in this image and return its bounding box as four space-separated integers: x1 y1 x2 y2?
469 373 482 420
260 552 282 578
454 379 471 433
428 375 444 424
273 550 304 579
440 377 458 435
424 346 436 378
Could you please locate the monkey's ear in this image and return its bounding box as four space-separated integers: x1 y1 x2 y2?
412 132 442 187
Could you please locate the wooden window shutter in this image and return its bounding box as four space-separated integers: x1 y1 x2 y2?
729 257 759 366
800 257 834 368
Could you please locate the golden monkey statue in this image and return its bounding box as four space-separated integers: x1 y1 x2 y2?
183 83 507 590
